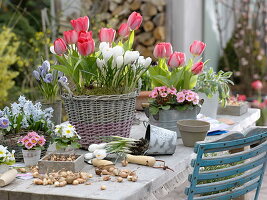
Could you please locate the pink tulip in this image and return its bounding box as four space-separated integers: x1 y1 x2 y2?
191 62 204 75
237 94 247 101
99 28 116 43
70 16 89 32
153 43 173 58
168 52 186 68
127 12 143 30
251 80 263 91
189 40 206 56
54 38 67 55
118 23 130 37
63 30 78 44
78 31 92 40
77 38 95 56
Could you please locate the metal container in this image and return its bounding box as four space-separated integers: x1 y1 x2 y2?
147 106 201 137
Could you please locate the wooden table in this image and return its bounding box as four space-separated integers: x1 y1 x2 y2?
0 108 260 200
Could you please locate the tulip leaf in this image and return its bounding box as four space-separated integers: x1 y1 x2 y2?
52 65 71 77
189 75 198 89
151 75 171 87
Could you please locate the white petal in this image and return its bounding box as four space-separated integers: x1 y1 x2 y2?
50 46 56 54
112 46 124 58
97 143 107 149
93 149 107 160
99 42 110 51
84 152 94 160
144 57 152 67
88 144 99 152
116 56 124 68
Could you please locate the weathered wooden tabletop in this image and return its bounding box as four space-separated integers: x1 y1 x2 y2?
0 108 260 200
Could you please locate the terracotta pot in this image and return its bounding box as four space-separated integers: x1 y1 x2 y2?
135 91 151 111
177 120 210 147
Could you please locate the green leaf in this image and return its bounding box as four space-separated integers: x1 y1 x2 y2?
71 142 81 149
151 75 171 87
149 106 159 115
161 105 171 110
52 65 71 76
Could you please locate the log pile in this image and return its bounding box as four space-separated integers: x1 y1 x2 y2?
60 0 167 59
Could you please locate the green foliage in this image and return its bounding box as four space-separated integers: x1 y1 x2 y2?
149 58 199 91
195 68 234 106
0 27 19 106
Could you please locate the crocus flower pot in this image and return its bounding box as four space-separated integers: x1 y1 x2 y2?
22 149 41 167
177 120 210 147
41 99 62 126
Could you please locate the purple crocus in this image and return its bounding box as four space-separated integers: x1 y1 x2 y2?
44 73 53 83
32 70 40 81
59 76 68 83
0 117 9 129
42 60 50 73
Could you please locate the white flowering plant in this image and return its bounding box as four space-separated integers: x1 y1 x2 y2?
0 145 15 165
54 122 81 150
0 96 54 135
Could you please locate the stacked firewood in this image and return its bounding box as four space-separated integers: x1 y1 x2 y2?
59 0 166 59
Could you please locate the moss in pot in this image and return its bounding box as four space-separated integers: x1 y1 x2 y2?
177 120 210 147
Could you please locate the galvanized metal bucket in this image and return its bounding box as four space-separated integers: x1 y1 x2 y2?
146 106 201 137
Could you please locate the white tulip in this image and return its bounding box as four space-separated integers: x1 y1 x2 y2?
116 56 124 68
97 143 107 149
112 46 124 58
124 51 140 65
144 57 152 67
99 42 110 51
96 58 105 68
88 144 99 152
93 149 107 160
84 152 94 160
137 56 146 66
50 46 56 54
102 48 113 61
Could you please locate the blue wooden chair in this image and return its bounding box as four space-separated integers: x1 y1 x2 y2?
185 127 267 200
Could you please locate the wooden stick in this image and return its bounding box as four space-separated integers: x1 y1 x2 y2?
0 169 17 187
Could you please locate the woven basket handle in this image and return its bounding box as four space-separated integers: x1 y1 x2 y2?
59 80 73 97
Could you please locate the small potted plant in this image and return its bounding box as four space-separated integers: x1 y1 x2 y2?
0 145 15 174
0 96 54 161
17 131 46 166
33 60 68 125
54 122 81 153
195 68 234 118
147 87 202 137
217 95 248 116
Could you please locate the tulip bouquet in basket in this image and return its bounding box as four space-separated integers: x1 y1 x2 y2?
148 86 201 115
51 12 151 95
149 41 208 91
32 60 68 103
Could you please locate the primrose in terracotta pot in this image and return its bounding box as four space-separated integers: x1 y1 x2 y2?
147 86 203 137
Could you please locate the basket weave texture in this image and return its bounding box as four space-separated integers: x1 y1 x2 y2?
62 91 137 149
1 130 51 162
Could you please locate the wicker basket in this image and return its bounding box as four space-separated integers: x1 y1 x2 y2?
0 131 51 162
62 91 137 149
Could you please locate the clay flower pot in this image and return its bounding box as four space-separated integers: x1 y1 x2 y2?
177 120 210 147
135 91 151 111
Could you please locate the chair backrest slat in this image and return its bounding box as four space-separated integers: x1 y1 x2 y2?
196 140 267 167
185 127 267 200
194 166 264 194
196 153 266 180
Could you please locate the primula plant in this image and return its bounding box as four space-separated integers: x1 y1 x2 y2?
0 145 15 165
51 12 151 95
32 60 68 103
148 86 201 115
17 131 46 150
149 41 208 91
54 122 81 150
0 96 54 135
